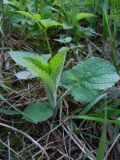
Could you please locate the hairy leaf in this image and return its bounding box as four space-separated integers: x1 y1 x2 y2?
71 85 101 103
9 51 51 80
9 51 55 96
61 57 120 103
9 49 68 109
25 56 51 74
23 101 53 124
9 51 49 67
50 47 68 85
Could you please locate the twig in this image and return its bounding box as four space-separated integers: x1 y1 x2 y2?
62 125 96 160
18 108 82 154
104 133 120 160
0 122 49 160
0 138 23 159
7 132 10 160
57 149 74 160
87 39 102 53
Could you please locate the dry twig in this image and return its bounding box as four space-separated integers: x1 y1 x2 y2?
0 122 49 160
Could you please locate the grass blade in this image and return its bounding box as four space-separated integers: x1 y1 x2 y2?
97 124 107 160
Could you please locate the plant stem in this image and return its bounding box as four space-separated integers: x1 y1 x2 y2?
56 89 70 110
44 28 52 55
37 22 52 55
0 122 49 159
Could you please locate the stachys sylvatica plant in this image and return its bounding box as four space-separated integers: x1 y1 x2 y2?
9 47 68 123
8 49 119 124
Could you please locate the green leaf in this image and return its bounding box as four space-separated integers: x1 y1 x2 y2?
79 27 95 38
49 47 68 108
62 21 72 30
23 101 53 124
50 47 68 85
16 11 41 22
77 13 96 21
54 37 72 44
61 57 120 103
9 51 51 80
9 51 55 102
25 56 51 74
97 125 106 160
3 0 13 4
40 19 61 28
41 54 51 61
71 85 101 103
0 108 20 115
72 115 120 125
9 51 49 67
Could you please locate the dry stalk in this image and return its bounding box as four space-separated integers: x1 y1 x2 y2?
0 122 49 160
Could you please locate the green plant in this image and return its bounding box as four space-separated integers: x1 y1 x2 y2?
102 0 120 70
14 11 61 54
6 0 61 52
61 8 96 41
8 49 120 124
102 0 117 67
9 47 68 123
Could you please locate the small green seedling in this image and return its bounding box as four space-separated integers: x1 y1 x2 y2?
16 11 61 55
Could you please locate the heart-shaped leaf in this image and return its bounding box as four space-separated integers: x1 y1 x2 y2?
23 101 53 124
61 57 120 103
